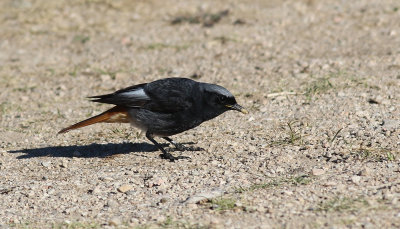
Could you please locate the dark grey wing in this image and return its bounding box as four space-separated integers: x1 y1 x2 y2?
89 83 150 108
89 78 199 113
142 78 198 113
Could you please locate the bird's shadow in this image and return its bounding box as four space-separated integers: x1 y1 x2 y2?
8 142 160 159
8 141 200 159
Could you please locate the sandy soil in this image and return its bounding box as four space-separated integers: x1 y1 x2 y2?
1 0 399 228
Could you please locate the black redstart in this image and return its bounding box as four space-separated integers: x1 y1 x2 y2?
59 77 248 161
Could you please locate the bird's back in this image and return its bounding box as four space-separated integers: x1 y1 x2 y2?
142 78 200 113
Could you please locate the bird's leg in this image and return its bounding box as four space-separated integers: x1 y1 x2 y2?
162 137 185 151
162 137 204 151
146 132 189 161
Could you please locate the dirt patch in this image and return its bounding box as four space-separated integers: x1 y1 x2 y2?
1 0 399 228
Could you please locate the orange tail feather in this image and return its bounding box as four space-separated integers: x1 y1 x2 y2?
58 106 129 134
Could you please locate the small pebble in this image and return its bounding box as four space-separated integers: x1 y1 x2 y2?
41 161 51 167
351 176 361 184
130 218 139 225
312 168 325 176
107 200 119 208
117 184 133 193
210 217 220 228
323 181 337 187
159 197 168 203
91 187 101 194
282 190 293 196
60 160 68 168
72 151 82 157
358 168 371 176
125 190 135 195
187 203 198 209
109 217 121 226
235 201 243 207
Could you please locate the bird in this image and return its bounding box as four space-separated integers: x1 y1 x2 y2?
58 77 248 161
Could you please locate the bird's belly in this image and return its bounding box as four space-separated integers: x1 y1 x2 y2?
127 109 202 136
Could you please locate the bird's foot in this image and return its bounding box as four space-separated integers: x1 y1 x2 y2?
160 152 190 162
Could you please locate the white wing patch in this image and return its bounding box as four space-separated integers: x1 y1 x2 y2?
120 88 150 100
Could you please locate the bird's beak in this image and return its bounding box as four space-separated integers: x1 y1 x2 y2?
226 104 248 114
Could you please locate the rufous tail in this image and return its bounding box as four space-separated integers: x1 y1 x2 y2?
58 106 129 134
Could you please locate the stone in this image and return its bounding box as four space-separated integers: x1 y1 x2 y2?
187 203 198 209
234 201 243 207
109 217 121 226
282 190 293 196
91 187 101 194
382 119 400 131
146 177 166 188
130 218 139 225
323 181 337 187
351 176 361 184
41 161 51 167
117 184 133 193
125 190 135 195
72 151 81 157
60 160 68 168
184 189 224 204
358 168 371 176
210 217 220 229
312 168 325 176
107 200 119 208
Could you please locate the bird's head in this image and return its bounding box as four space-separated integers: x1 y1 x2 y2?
202 84 248 114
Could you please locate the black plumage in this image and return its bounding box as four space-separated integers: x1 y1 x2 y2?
59 77 248 161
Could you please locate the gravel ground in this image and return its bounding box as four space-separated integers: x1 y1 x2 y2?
1 0 400 228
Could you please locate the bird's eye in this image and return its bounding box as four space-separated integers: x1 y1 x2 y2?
218 96 226 103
